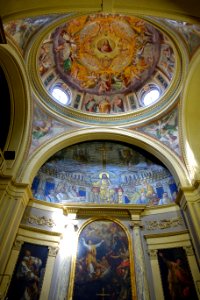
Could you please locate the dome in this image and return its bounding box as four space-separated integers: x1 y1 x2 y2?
29 13 183 125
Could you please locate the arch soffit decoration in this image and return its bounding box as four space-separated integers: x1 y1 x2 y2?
20 128 190 188
2 0 200 23
182 47 200 181
0 43 31 178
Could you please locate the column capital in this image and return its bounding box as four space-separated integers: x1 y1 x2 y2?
13 239 24 250
184 245 194 256
148 249 158 260
48 246 59 257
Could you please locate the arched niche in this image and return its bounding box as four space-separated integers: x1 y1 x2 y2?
182 47 200 181
68 217 137 300
0 43 31 178
20 127 190 188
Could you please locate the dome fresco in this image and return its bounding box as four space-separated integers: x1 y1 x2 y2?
37 14 176 115
32 141 178 206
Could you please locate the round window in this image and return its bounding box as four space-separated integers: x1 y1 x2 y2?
51 87 71 106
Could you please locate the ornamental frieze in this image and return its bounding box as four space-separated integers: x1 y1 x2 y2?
24 214 56 227
144 216 183 230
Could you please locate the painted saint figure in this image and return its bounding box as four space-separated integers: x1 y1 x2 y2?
81 238 104 277
16 250 42 300
158 252 195 300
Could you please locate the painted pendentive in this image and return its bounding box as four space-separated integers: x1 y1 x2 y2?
30 102 76 155
4 15 61 52
136 107 180 156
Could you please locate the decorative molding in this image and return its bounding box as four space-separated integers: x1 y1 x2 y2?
24 214 56 227
144 229 189 239
144 216 183 230
63 204 146 218
148 249 158 259
63 207 78 216
13 239 24 250
19 224 61 236
184 245 194 256
181 180 200 193
48 246 59 257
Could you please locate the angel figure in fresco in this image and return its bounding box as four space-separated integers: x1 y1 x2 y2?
98 73 111 93
38 42 52 75
32 119 52 140
81 238 104 277
55 29 76 72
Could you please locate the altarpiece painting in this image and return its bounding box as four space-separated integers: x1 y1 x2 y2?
69 219 136 300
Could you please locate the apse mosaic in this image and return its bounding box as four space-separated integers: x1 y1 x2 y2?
37 13 176 114
32 141 178 206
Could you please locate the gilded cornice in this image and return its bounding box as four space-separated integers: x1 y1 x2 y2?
63 203 146 218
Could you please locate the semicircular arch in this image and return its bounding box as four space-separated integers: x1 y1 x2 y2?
182 47 200 182
0 43 31 178
20 128 190 188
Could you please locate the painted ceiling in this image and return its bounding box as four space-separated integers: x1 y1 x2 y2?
37 14 175 115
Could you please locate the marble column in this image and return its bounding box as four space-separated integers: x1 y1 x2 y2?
0 239 24 300
148 249 164 300
40 246 59 300
130 220 150 300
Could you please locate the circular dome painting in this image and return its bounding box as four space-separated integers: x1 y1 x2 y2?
37 14 176 115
